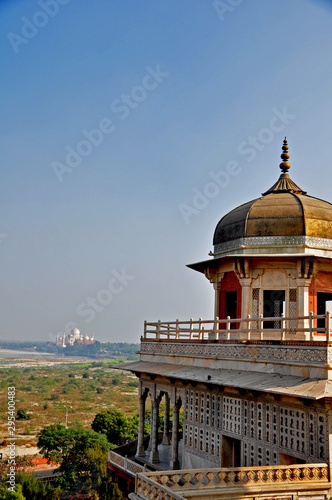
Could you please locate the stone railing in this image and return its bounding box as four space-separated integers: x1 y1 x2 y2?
108 449 144 477
143 312 331 343
135 464 329 499
136 473 186 500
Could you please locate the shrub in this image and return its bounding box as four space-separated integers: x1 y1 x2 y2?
16 409 30 420
112 376 120 385
127 380 139 387
68 378 79 386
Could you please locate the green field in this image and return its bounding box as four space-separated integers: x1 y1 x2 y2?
0 359 139 458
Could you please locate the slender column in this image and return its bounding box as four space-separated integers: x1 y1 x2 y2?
327 408 332 482
239 278 252 318
296 278 312 339
162 394 170 445
212 276 224 340
213 281 222 320
239 277 252 334
170 402 180 470
147 397 153 451
136 393 146 457
149 398 160 463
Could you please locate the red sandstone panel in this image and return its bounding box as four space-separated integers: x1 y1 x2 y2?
313 272 332 292
219 271 241 324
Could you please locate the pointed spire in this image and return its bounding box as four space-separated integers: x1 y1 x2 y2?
262 138 306 195
279 137 291 173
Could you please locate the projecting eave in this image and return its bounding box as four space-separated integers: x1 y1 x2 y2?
187 253 318 275
115 361 332 400
187 255 224 274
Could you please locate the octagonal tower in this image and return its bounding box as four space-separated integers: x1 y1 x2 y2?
189 139 332 338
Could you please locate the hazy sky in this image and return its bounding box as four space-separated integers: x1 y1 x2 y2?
1 0 332 343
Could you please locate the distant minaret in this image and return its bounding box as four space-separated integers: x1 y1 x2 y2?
62 333 66 347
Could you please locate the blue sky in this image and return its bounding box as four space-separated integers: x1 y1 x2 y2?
1 0 332 342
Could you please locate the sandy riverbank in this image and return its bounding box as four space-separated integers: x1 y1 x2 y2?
0 354 91 369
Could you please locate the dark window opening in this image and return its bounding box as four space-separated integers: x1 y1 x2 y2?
263 290 285 329
317 292 332 329
226 291 237 329
279 453 306 465
221 436 241 467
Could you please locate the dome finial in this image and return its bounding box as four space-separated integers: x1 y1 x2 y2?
279 137 291 173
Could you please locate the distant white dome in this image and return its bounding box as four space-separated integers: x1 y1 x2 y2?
71 327 80 337
84 334 89 340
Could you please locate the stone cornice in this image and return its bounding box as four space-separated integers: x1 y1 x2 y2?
214 235 332 256
140 341 330 367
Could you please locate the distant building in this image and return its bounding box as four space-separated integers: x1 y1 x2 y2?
56 326 95 347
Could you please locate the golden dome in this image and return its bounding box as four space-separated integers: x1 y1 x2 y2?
213 139 332 255
213 193 332 244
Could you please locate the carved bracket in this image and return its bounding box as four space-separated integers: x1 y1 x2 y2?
297 257 315 279
234 257 250 280
204 268 225 285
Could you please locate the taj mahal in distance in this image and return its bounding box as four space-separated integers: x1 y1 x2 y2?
56 326 95 348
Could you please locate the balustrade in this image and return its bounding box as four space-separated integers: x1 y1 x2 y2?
108 450 144 476
143 313 332 342
135 464 329 500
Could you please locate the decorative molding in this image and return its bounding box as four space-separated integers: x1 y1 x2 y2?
214 235 332 255
141 342 328 365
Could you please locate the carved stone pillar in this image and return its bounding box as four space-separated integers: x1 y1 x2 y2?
211 274 224 339
204 270 224 325
162 394 170 445
327 407 332 482
170 400 180 470
238 278 252 319
136 388 147 457
147 396 153 451
238 277 252 333
213 280 222 320
149 398 160 463
296 278 312 339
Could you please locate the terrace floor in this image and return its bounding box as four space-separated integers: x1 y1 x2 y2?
134 440 183 471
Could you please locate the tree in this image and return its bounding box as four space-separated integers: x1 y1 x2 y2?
84 445 124 500
37 424 70 460
0 468 60 500
126 414 141 441
37 424 110 494
91 409 131 445
16 471 61 500
0 482 25 500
